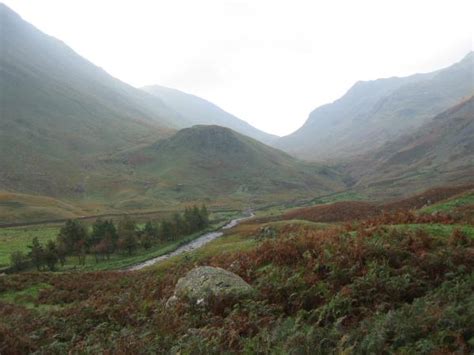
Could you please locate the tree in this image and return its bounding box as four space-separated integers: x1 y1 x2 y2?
76 239 87 266
57 220 88 255
28 237 45 271
143 221 159 240
10 251 28 272
118 233 138 255
172 212 185 237
56 240 68 266
181 204 210 234
193 205 203 230
140 233 153 250
160 220 174 241
90 219 118 250
117 216 138 255
102 232 115 259
199 204 210 228
91 239 111 263
44 240 59 271
183 206 196 233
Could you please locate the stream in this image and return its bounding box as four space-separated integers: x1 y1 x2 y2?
127 213 254 271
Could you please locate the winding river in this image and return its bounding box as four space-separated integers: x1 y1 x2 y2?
127 213 254 271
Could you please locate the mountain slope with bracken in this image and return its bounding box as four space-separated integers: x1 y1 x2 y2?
350 96 474 198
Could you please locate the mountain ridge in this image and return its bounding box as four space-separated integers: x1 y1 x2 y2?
276 51 474 161
0 3 189 198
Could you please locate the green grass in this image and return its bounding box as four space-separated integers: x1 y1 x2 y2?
421 191 474 213
0 282 57 310
0 225 59 268
265 220 331 228
390 223 474 239
254 205 286 218
347 223 474 241
153 232 258 275
310 190 367 205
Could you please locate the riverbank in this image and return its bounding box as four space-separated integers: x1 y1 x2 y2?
127 213 254 271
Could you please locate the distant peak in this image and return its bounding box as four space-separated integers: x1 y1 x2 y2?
178 124 238 139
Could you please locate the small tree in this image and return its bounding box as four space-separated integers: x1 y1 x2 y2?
183 207 195 233
172 212 185 237
140 233 153 250
102 232 115 259
90 219 118 251
57 220 88 255
143 221 159 240
10 251 28 272
56 240 67 266
75 239 87 266
118 216 138 255
118 233 138 255
44 240 59 271
160 220 174 241
28 237 45 271
92 239 110 263
199 204 210 228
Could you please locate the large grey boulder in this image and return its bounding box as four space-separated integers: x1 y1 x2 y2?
167 266 254 307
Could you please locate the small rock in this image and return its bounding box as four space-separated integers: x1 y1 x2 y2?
228 260 241 273
166 295 178 308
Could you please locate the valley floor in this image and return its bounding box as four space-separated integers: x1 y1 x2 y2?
1 186 473 353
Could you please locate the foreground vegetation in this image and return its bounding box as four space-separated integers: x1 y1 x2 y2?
0 188 473 353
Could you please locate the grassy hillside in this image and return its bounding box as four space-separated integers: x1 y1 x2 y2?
0 5 346 223
0 4 180 198
107 125 346 206
143 85 278 145
277 52 474 161
0 192 90 224
0 122 346 223
350 97 474 198
279 185 474 224
1 187 473 353
420 190 474 215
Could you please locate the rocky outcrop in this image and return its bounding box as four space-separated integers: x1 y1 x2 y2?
167 266 254 308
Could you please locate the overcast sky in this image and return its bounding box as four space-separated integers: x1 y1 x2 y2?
4 0 473 136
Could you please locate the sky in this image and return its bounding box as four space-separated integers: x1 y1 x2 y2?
3 0 473 136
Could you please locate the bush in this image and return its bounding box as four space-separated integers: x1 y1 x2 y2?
10 251 29 272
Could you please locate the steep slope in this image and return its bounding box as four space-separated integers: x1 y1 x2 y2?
142 85 278 145
277 52 474 161
351 96 474 198
108 125 345 207
0 5 345 222
0 4 181 197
